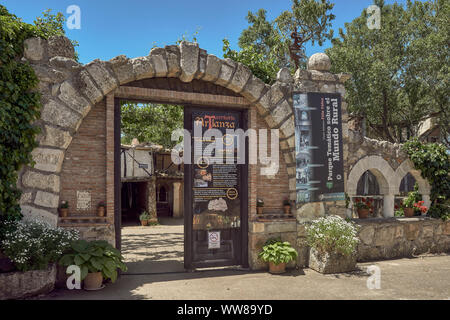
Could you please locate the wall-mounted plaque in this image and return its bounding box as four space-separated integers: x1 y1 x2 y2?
76 191 91 211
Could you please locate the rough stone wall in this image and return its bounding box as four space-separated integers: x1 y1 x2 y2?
248 221 298 270
60 98 107 216
75 224 115 246
0 264 56 300
357 218 450 261
347 130 408 171
295 218 450 267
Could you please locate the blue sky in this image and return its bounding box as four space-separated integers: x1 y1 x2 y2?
3 0 410 64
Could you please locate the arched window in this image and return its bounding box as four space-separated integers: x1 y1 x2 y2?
356 170 380 195
399 173 416 195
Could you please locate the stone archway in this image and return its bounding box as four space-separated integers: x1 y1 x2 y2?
347 155 396 217
18 36 296 226
394 159 431 208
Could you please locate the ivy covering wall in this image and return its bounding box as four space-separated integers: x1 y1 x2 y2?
0 5 44 220
403 139 450 220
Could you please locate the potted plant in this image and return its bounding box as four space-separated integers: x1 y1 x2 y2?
353 198 371 219
256 199 264 215
306 215 359 274
59 201 69 217
139 211 150 226
97 201 106 217
259 238 298 274
403 184 422 217
59 240 127 290
282 199 291 214
402 195 415 217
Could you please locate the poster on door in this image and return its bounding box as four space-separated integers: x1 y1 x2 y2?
192 110 241 231
293 92 345 204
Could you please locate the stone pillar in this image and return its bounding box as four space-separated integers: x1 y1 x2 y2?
383 194 395 218
294 53 351 219
172 182 182 218
422 194 431 211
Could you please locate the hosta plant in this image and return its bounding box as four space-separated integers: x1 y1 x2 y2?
259 239 298 265
59 240 127 283
306 215 359 257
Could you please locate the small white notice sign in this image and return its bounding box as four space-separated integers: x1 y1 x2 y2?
77 191 91 211
208 231 220 249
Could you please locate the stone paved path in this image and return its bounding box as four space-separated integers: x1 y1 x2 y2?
41 254 450 300
121 218 184 274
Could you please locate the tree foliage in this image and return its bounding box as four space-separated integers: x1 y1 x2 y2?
326 0 450 145
121 102 183 148
223 0 335 84
0 5 72 220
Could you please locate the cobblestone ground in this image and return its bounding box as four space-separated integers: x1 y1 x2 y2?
40 223 450 300
121 218 184 274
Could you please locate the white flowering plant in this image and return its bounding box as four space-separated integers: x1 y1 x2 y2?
306 215 359 256
0 219 79 272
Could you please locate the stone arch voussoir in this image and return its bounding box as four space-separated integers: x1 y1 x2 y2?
21 37 295 225
394 159 431 195
347 155 395 195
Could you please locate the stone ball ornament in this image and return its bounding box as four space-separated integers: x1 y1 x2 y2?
307 53 331 72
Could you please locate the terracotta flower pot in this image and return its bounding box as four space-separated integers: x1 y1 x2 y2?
357 208 370 219
257 207 264 215
97 206 105 217
60 208 68 217
269 261 286 274
84 272 104 290
141 220 149 226
283 205 291 214
404 208 414 217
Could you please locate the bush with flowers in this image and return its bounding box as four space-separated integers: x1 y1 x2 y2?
306 215 359 257
353 197 373 210
0 219 79 272
413 201 428 214
401 184 427 215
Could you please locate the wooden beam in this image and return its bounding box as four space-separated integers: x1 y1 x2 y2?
115 86 250 108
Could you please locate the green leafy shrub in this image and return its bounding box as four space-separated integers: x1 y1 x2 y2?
394 209 404 217
59 240 127 283
306 215 359 256
402 139 450 220
1 220 79 271
139 211 150 221
259 238 298 265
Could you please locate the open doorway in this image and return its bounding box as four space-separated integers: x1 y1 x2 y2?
119 100 185 274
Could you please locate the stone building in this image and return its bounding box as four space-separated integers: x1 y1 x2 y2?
17 36 449 270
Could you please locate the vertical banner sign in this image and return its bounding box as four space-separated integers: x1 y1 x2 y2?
293 93 345 203
191 110 241 264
